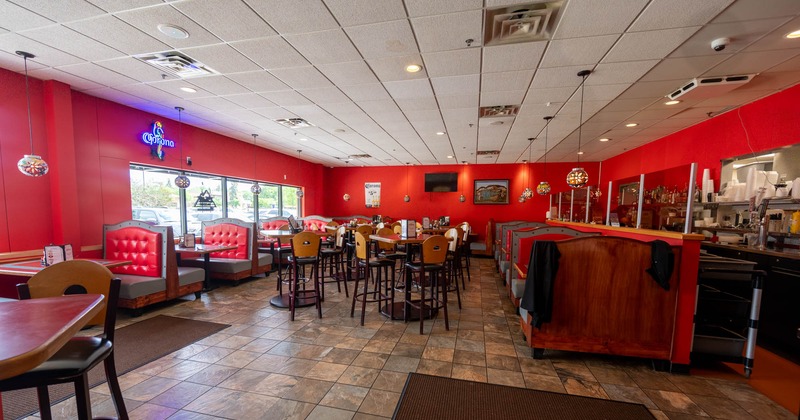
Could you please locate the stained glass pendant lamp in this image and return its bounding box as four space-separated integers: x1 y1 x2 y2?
537 116 553 195
173 107 190 189
567 70 590 189
250 134 261 194
296 150 304 198
459 161 466 203
522 138 534 201
404 163 411 202
16 51 48 177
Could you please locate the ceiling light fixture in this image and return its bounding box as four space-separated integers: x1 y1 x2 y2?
157 24 189 39
447 155 453 159
180 87 197 93
625 123 638 127
436 131 445 135
250 134 261 195
785 29 800 39
405 64 422 73
599 138 610 142
567 70 591 189
664 100 680 105
537 116 553 196
15 51 48 177
173 107 190 189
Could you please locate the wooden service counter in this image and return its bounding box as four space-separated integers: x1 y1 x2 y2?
546 221 704 370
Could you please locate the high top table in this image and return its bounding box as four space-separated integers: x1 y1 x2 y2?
261 230 329 308
174 243 238 291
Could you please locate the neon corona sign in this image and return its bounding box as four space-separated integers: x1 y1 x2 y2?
141 121 175 160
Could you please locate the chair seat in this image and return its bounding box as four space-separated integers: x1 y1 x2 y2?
359 258 394 268
321 248 344 256
290 256 318 264
4 337 112 387
380 252 406 260
405 262 444 272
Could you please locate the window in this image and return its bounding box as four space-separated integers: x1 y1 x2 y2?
130 166 183 235
226 179 256 222
282 186 301 218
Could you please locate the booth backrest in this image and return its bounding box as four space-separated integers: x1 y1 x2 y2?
201 218 252 259
261 216 289 230
502 222 547 256
103 221 167 278
332 215 372 225
301 215 333 231
513 227 598 268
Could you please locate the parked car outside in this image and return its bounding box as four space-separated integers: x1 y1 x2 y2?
132 207 183 235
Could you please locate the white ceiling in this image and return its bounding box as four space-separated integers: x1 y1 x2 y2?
1 0 799 167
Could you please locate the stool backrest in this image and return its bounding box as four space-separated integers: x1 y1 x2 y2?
355 225 373 237
335 225 346 248
393 224 402 234
291 232 321 258
421 235 448 265
355 232 369 260
376 227 396 251
445 228 459 252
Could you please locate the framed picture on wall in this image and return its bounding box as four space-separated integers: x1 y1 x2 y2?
474 179 509 204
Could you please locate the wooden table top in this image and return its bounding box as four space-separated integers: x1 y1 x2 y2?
260 230 329 240
0 294 104 380
174 244 239 254
369 233 451 245
0 258 131 277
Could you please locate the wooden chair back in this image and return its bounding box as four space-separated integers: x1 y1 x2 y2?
355 232 370 260
335 225 346 248
291 232 321 258
421 235 448 265
445 228 459 252
376 227 396 251
393 224 402 234
355 224 373 237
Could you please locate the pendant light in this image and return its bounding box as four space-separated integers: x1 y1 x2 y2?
459 161 467 203
537 116 553 195
173 107 190 189
15 51 48 177
295 150 304 198
404 163 411 203
567 70 591 189
521 138 534 201
250 134 261 194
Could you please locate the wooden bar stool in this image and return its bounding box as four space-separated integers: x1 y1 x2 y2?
350 232 395 325
289 231 322 321
444 228 463 309
404 235 449 334
319 225 348 299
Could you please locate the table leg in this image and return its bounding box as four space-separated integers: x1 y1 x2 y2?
202 254 214 291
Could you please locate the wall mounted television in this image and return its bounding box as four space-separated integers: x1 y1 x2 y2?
424 172 459 192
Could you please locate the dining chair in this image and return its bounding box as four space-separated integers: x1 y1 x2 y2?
289 231 322 321
351 232 394 325
0 260 127 420
404 235 450 334
319 225 348 299
444 228 463 309
457 222 472 283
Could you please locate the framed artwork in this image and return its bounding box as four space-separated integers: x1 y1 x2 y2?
474 179 509 204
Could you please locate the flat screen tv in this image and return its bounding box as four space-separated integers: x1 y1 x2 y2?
424 172 458 192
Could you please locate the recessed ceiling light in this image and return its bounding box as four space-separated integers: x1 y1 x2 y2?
157 24 189 39
625 123 638 127
405 64 422 73
180 87 196 93
577 151 584 155
436 131 445 135
785 29 800 39
599 138 610 142
299 138 307 141
664 100 680 105
447 155 453 159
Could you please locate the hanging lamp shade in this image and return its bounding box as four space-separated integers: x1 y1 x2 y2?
173 106 190 189
296 150 304 198
16 51 48 177
250 134 261 194
537 181 551 195
403 163 411 202
568 70 591 189
538 116 553 195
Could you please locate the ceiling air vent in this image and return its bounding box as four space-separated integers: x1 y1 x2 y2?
134 51 218 79
275 118 313 128
349 154 371 159
480 105 520 118
476 150 500 156
484 1 563 46
667 74 755 101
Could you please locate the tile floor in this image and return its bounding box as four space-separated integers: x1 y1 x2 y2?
34 258 796 419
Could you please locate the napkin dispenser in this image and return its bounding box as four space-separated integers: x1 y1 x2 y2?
401 219 416 238
43 244 74 266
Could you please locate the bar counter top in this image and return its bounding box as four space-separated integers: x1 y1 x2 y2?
701 242 800 261
546 220 705 242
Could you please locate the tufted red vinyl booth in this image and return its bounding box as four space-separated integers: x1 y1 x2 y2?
261 219 289 230
332 215 372 225
106 227 162 277
300 215 332 232
203 223 249 259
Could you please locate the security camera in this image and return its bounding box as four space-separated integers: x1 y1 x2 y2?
711 37 730 52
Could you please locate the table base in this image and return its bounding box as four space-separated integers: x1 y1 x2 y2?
270 294 317 309
380 302 437 321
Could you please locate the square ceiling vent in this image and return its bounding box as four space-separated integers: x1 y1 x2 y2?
484 1 563 46
275 118 313 128
480 105 520 118
134 51 218 78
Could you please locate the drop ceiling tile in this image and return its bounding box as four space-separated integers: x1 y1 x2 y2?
540 35 619 68
0 1 54 31
713 0 800 23
405 0 481 17
14 0 105 22
695 88 772 108
403 108 442 122
0 50 44 72
28 67 105 91
0 33 83 67
411 10 483 52
742 70 800 91
630 108 683 121
115 4 223 48
173 0 277 42
356 99 400 114
480 90 526 107
603 27 701 63
629 0 733 31
745 16 800 52
227 71 290 92
422 48 481 77
395 96 439 111
66 15 170 55
57 62 138 86
481 70 534 92
482 42 547 73
529 64 593 89
323 0 407 26
588 60 660 85
617 79 686 99
231 37 310 70
553 0 649 39
367 54 427 82
522 86 577 105
285 29 362 65
383 78 434 100
259 90 313 106
247 0 338 35
430 74 479 96
269 66 332 90
253 107 297 119
181 43 261 74
115 83 183 103
317 60 379 86
221 93 277 109
297 86 351 104
670 17 792 58
20 25 126 61
705 48 800 75
346 19 418 59
437 94 479 109
581 84 629 101
339 83 391 101
600 97 660 112
184 75 250 95
640 55 729 82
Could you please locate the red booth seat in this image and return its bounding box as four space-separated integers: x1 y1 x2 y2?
300 215 332 231
104 221 204 314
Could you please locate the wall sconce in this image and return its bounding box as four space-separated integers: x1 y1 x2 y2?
343 193 350 201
